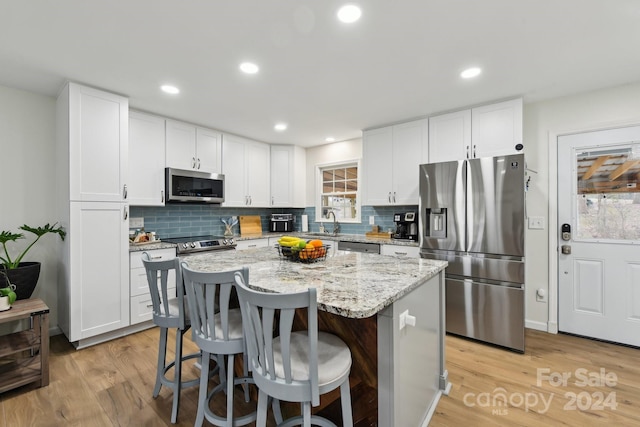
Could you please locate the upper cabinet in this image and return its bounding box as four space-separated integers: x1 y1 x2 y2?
428 98 523 163
165 119 222 174
222 134 270 207
62 82 129 202
428 110 471 163
270 145 306 208
128 111 166 206
363 118 428 206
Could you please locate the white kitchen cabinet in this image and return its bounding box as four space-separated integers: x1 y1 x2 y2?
128 111 166 206
64 201 130 341
270 145 306 207
428 98 523 162
165 119 222 173
56 82 131 348
363 119 428 206
236 238 269 250
428 110 471 163
471 98 523 158
129 248 177 324
380 244 420 258
222 134 271 207
63 82 128 202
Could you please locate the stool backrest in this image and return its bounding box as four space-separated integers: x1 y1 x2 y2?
234 272 320 406
141 252 185 329
181 263 248 355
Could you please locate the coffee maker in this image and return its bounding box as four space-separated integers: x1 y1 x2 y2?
392 212 418 240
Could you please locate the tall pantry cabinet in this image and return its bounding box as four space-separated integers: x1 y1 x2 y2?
56 82 130 348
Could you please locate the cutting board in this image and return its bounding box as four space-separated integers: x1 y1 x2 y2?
239 215 262 236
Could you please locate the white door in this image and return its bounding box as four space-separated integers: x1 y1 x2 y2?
558 125 640 346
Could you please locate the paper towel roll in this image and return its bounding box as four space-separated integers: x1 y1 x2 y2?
301 214 309 232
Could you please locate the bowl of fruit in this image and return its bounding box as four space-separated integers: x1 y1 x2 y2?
276 236 330 263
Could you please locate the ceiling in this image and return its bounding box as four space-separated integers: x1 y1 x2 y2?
2 1 640 148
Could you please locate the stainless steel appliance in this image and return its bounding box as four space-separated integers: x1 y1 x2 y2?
163 235 236 255
165 168 224 204
419 154 525 352
392 212 418 240
270 213 294 232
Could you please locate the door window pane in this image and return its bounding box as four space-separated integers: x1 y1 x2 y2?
576 145 640 240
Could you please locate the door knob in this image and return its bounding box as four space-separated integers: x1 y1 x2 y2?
561 245 571 254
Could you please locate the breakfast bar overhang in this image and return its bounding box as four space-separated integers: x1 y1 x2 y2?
184 248 449 426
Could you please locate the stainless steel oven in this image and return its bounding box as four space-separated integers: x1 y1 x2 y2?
163 235 236 255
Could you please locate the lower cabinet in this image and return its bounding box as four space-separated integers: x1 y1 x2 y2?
129 248 177 325
59 202 130 346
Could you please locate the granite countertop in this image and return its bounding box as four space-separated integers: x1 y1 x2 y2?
129 241 177 252
181 248 446 319
237 232 420 247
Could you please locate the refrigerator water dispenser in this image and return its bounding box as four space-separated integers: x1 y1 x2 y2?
425 208 447 238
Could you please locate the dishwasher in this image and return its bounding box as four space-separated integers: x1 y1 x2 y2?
337 240 380 254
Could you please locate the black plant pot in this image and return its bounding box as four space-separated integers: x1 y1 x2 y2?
0 262 41 300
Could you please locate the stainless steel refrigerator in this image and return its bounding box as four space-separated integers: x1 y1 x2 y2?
419 154 525 352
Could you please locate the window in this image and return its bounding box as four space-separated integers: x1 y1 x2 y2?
317 162 360 223
575 145 640 241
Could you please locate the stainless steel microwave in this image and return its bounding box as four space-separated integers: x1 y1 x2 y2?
165 168 224 204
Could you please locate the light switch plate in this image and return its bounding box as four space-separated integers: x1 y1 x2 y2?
528 216 545 230
369 215 375 225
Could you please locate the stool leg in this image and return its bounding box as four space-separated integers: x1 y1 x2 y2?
154 327 168 398
271 397 283 425
340 379 353 427
302 402 311 427
226 354 235 425
170 328 184 424
256 389 269 427
195 350 210 427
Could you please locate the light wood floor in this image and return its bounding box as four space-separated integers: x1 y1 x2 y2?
1 327 639 426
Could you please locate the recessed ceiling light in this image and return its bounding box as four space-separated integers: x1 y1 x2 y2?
160 85 180 94
337 4 362 23
460 67 482 79
274 123 288 131
239 62 259 74
325 137 336 142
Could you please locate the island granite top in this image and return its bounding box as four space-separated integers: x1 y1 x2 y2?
181 248 446 319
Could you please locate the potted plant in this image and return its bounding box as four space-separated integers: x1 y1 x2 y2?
0 223 66 300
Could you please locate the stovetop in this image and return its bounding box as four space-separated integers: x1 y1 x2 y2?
163 235 236 254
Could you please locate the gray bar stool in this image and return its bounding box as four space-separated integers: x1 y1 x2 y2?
141 253 200 424
234 271 354 427
181 263 257 427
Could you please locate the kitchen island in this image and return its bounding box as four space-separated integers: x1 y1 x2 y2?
184 248 449 426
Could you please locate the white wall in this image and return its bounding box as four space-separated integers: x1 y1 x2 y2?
304 138 362 206
0 85 60 328
524 81 640 331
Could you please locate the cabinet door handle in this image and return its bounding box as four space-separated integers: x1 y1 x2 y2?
393 192 396 203
388 192 392 203
197 158 201 169
394 251 407 256
161 190 164 203
123 184 128 199
466 145 470 158
271 196 274 205
149 255 162 260
248 244 257 248
473 145 477 158
192 157 196 168
123 206 128 220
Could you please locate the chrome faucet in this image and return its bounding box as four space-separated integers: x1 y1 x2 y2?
327 210 340 236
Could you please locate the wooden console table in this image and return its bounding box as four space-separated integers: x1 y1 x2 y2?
0 298 50 393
